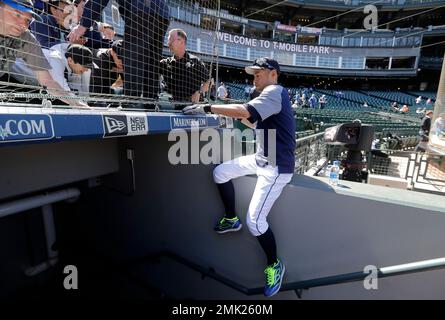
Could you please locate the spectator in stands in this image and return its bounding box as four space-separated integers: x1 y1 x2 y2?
11 43 94 96
416 107 426 116
319 94 327 109
391 101 399 112
415 96 422 104
226 87 231 99
415 110 433 152
90 39 123 95
159 29 210 105
426 98 433 106
30 0 74 49
27 0 109 95
0 0 88 107
30 0 108 50
363 101 369 108
309 94 317 108
291 99 299 111
294 93 301 106
45 43 97 95
301 93 308 108
209 78 216 100
68 0 170 100
400 105 409 113
217 81 228 100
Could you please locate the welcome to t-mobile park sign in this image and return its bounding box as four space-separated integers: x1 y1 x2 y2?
216 32 332 55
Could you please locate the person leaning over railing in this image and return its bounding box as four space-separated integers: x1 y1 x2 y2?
47 43 98 95
30 0 109 50
28 0 111 96
25 0 86 91
10 42 96 97
30 0 73 49
72 0 113 49
159 28 210 108
0 0 88 107
68 0 170 101
90 39 123 96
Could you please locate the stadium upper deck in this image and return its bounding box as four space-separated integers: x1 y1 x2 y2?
99 0 442 77
227 0 445 12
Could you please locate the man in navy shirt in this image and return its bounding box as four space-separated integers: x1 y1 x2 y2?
31 0 109 50
183 58 296 297
68 0 170 101
31 0 74 49
0 0 89 107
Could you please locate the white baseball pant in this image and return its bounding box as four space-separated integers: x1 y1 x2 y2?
213 154 293 236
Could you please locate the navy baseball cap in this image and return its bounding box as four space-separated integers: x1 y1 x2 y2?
2 0 41 20
245 57 280 75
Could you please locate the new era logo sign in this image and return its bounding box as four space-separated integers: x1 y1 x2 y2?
105 117 126 133
129 116 147 132
102 114 148 138
103 115 128 137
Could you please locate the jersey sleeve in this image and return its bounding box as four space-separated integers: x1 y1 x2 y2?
246 85 282 121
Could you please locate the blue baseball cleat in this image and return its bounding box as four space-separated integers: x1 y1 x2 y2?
264 259 285 297
214 216 242 234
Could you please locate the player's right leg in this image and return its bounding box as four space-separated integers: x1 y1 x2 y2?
245 167 293 297
213 154 257 184
212 154 257 234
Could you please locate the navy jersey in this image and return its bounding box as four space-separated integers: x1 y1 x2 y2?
246 84 296 174
31 14 109 50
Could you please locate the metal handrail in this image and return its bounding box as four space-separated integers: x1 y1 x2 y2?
283 257 445 291
296 131 325 144
134 250 445 298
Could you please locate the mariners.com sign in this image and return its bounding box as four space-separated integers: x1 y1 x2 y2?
0 115 54 143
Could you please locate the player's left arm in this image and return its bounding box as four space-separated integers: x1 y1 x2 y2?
183 86 280 122
209 104 251 119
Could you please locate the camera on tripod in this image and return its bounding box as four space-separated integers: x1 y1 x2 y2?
324 121 375 182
